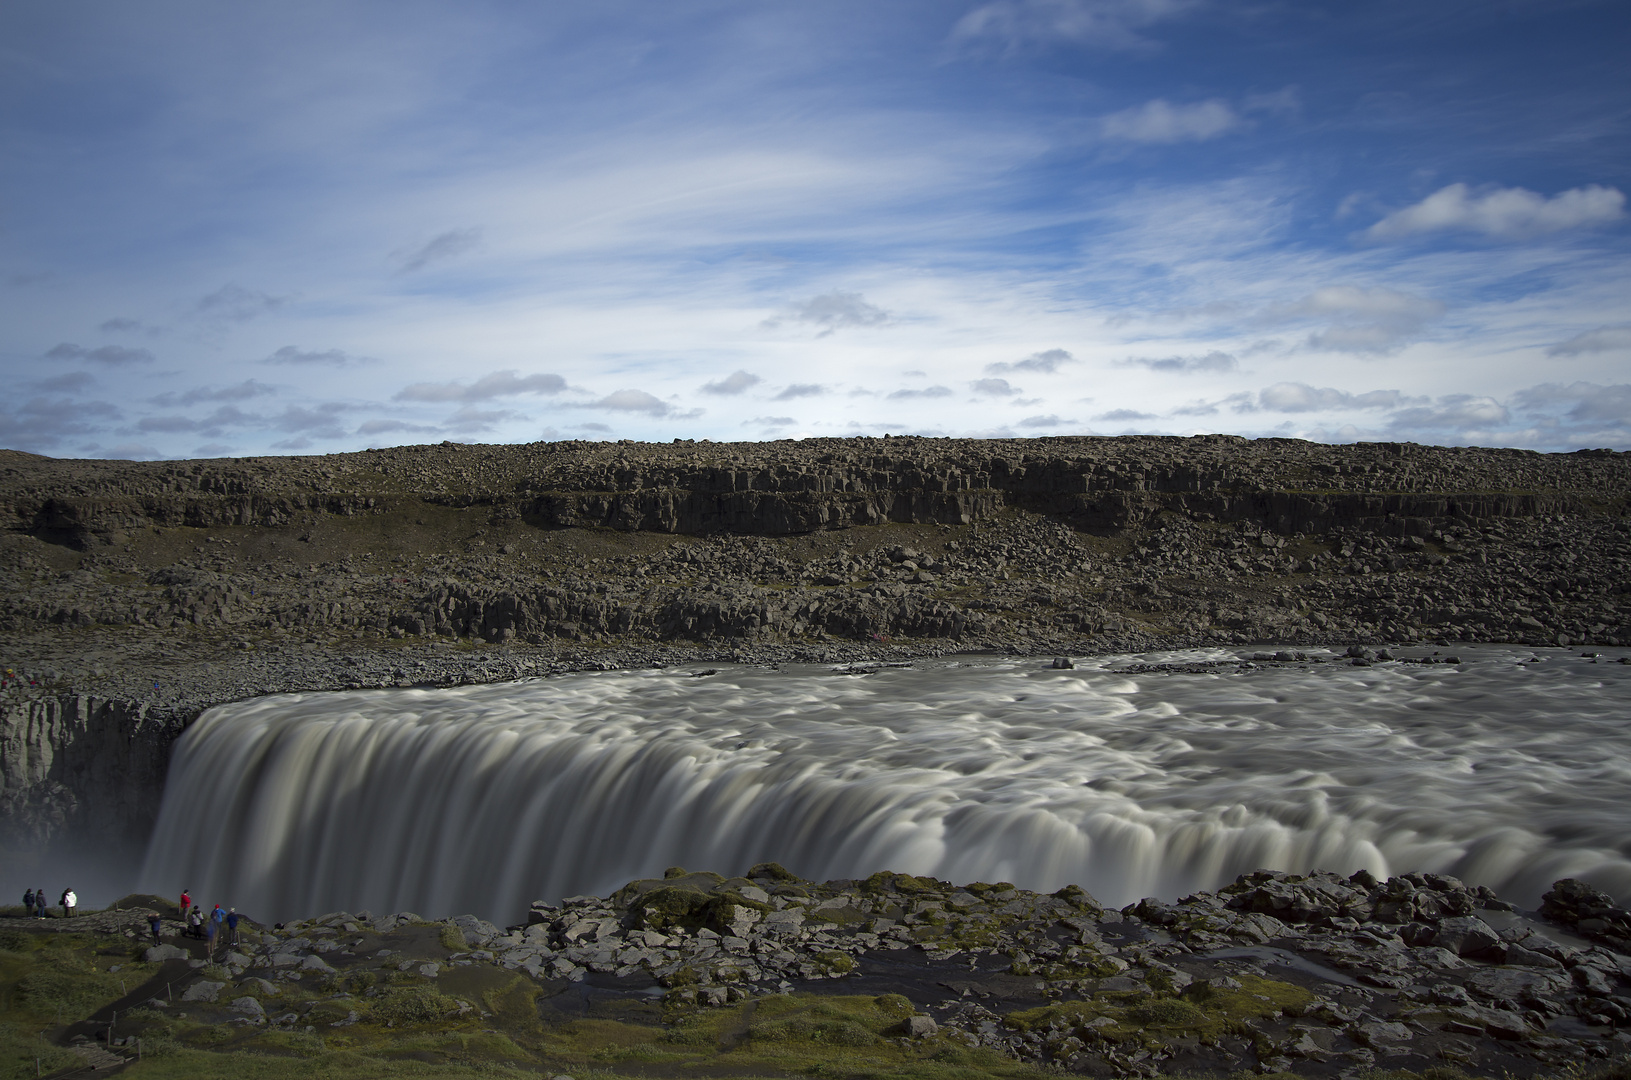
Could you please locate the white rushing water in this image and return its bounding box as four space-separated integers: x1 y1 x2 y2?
141 647 1631 925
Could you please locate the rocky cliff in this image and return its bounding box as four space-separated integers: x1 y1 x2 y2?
0 692 187 847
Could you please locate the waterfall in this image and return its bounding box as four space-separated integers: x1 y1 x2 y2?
141 649 1631 924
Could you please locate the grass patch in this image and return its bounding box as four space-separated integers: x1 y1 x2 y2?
1003 972 1315 1048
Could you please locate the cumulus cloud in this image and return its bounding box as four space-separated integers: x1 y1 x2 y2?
773 383 826 400
1385 395 1510 432
264 345 374 367
971 378 1018 396
1101 98 1241 143
700 370 762 395
33 372 96 393
1512 382 1631 425
393 228 482 273
195 283 288 322
593 389 673 416
135 406 256 435
394 370 568 402
151 380 277 407
1123 350 1237 373
887 385 953 399
1259 285 1443 354
1242 86 1300 115
763 292 889 337
951 0 1196 53
1096 408 1155 421
0 396 121 451
745 415 796 428
270 403 350 439
985 348 1074 375
1364 183 1625 242
45 342 155 365
98 317 142 332
1019 414 1067 428
1547 325 1631 357
1250 382 1411 413
445 406 519 432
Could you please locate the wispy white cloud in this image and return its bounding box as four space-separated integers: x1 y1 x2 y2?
1247 382 1413 413
1256 285 1443 354
1364 183 1625 242
984 348 1074 375
763 292 890 337
1122 350 1236 373
393 228 482 274
195 283 289 323
951 0 1198 53
887 385 953 399
772 383 826 401
1512 382 1631 425
1547 325 1631 357
1100 98 1241 143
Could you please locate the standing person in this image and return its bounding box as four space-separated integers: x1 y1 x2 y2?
226 907 239 946
179 888 190 919
61 888 76 918
188 905 203 939
204 909 218 958
148 913 163 944
34 889 46 918
23 888 34 914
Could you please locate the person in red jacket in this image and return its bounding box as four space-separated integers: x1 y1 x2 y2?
179 888 191 918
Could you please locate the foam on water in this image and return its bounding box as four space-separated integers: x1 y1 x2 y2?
140 647 1631 924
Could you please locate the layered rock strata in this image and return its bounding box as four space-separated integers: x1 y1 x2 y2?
2 435 1628 848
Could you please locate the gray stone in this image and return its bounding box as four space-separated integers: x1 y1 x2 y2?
1430 916 1502 958
901 1015 938 1037
181 980 225 1002
229 995 265 1018
144 943 188 962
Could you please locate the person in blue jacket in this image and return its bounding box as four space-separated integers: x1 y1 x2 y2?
23 888 34 914
226 907 240 946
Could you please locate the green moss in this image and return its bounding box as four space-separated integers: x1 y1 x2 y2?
370 987 464 1025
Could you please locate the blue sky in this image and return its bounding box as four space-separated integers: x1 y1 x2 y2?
2 0 1628 458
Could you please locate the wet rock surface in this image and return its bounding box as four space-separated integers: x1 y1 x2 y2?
15 867 1629 1077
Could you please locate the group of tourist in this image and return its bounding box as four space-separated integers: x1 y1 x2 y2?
18 885 242 962
19 887 73 918
160 888 240 957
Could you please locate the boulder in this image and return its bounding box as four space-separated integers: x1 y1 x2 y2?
1429 916 1503 958
229 995 265 1018
181 980 225 1002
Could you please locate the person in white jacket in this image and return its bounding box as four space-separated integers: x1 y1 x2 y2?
61 888 77 918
